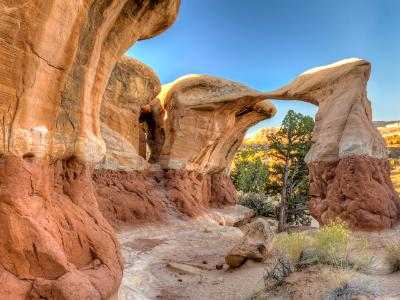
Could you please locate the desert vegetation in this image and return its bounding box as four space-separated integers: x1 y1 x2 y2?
231 110 314 231
272 219 369 270
384 241 400 271
252 218 400 299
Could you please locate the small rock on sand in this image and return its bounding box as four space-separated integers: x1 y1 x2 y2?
167 262 203 275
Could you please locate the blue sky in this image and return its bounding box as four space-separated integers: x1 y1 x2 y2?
127 0 400 137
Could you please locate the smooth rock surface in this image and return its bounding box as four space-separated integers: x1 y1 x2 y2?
146 75 276 173
99 56 161 171
0 0 180 162
117 212 266 300
167 262 203 275
0 1 181 298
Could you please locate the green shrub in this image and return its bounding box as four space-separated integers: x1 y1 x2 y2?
271 219 352 268
238 192 279 218
273 232 311 265
231 148 269 193
313 218 350 266
269 218 372 277
384 241 400 271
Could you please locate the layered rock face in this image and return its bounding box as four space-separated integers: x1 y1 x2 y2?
95 74 276 228
0 0 180 162
267 58 400 230
0 0 180 298
99 56 161 171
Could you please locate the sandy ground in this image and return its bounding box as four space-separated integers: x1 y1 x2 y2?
349 272 400 299
116 206 400 300
117 206 265 300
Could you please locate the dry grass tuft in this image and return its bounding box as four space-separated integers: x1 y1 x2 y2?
273 232 311 265
384 241 400 271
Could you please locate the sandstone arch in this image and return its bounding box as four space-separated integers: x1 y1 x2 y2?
146 58 399 231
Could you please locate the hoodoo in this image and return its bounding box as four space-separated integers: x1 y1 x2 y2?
266 58 400 230
0 0 180 298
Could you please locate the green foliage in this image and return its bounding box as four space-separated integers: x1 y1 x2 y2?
307 219 372 270
273 232 311 264
231 148 269 194
271 218 362 270
313 218 350 265
231 110 315 229
266 110 315 228
237 192 278 218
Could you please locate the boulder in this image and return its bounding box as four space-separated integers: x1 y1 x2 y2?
207 204 255 227
225 219 275 267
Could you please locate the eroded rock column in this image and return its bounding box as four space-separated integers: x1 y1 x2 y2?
0 0 180 298
269 58 400 230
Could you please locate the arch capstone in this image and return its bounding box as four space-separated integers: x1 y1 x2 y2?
146 75 276 173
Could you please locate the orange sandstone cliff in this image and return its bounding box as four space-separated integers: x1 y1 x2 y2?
0 0 180 298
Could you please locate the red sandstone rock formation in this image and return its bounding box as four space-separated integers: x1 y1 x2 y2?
94 72 276 230
0 0 181 298
147 75 276 173
140 59 399 230
0 157 123 298
93 169 237 230
0 1 398 298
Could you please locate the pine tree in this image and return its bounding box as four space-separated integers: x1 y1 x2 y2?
265 110 314 232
